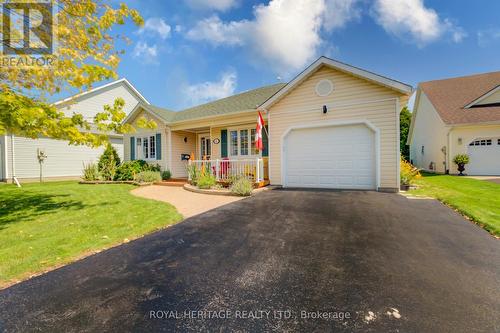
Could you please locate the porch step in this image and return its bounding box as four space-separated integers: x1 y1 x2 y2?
155 178 188 187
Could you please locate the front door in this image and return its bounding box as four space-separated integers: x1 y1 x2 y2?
200 136 211 159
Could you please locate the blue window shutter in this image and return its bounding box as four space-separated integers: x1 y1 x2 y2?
262 125 269 157
156 133 161 160
221 130 228 158
130 136 135 160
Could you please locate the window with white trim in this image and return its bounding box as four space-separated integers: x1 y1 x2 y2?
230 130 238 156
251 129 257 154
228 127 260 157
469 139 492 146
137 135 156 160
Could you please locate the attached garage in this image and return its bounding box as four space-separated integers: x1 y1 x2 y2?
283 123 376 189
260 57 413 192
467 137 500 175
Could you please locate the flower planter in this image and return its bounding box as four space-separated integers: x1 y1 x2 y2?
400 184 410 191
457 163 466 176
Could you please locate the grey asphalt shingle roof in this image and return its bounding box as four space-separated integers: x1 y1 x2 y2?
143 83 286 124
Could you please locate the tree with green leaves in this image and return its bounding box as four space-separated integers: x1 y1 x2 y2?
400 106 412 161
0 0 156 147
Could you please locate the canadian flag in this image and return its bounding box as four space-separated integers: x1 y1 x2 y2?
255 111 265 151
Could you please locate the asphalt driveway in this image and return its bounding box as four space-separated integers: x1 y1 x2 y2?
1 190 499 332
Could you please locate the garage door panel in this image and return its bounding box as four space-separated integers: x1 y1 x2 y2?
284 124 376 189
467 139 500 175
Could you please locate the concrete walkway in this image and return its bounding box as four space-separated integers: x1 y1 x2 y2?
132 185 243 218
466 176 500 184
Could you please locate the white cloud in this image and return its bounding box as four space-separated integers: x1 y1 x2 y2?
186 0 238 11
133 42 158 63
137 18 171 40
186 0 361 74
372 0 465 46
186 16 249 46
323 0 362 31
477 28 500 47
251 0 325 72
183 71 237 105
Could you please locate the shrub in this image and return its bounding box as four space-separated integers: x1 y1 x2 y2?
115 161 143 181
197 173 216 189
230 177 253 196
98 144 121 180
453 154 470 165
186 164 200 185
400 158 421 185
161 170 172 180
134 171 161 183
82 163 100 181
144 163 161 172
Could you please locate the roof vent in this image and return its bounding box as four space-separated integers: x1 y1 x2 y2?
315 79 334 97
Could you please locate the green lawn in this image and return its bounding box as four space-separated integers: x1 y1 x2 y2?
410 173 500 236
0 182 182 287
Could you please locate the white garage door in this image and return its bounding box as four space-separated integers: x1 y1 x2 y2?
467 138 500 175
284 124 376 189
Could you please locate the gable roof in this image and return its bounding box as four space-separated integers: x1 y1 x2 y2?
124 83 286 124
419 71 500 125
259 56 413 110
173 83 286 122
123 103 176 125
54 78 150 106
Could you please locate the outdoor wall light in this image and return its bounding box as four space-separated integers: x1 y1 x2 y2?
323 105 328 114
458 138 462 145
184 137 188 143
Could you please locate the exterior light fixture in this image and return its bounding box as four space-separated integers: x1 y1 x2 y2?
323 105 328 114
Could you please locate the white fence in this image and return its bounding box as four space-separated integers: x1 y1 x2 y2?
188 159 265 183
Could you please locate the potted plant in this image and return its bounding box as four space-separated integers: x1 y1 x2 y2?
453 154 470 176
400 158 421 190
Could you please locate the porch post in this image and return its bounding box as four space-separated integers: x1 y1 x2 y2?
215 159 220 181
256 158 260 182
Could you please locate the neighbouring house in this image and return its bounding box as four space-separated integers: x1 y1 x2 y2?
123 57 412 191
408 72 500 175
0 79 148 182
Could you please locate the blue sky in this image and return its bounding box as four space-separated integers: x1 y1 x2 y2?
84 0 500 110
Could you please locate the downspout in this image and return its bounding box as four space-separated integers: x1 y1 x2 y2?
10 134 20 186
3 135 8 180
167 127 172 172
446 128 452 174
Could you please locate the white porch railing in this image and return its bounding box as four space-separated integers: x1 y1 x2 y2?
188 158 265 183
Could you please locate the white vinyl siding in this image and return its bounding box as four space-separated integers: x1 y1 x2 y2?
170 131 196 177
409 91 448 173
7 135 123 179
58 83 141 122
268 65 404 190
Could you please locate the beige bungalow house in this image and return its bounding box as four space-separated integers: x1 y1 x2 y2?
408 72 500 175
123 57 412 191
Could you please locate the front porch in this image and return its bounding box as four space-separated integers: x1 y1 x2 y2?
168 117 269 185
188 158 269 187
